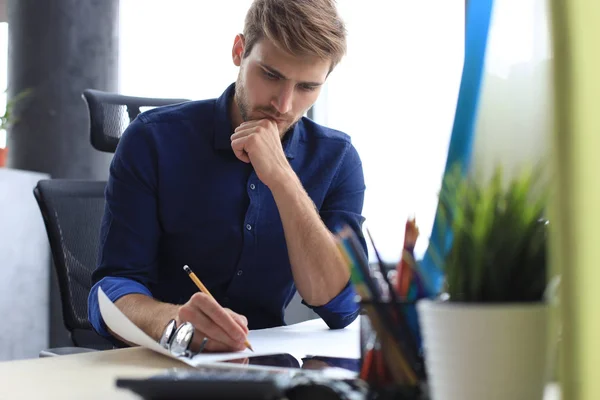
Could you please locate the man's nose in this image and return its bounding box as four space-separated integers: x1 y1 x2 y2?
272 82 293 115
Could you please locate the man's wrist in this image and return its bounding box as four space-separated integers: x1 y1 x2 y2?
155 303 181 340
268 166 299 193
115 294 180 342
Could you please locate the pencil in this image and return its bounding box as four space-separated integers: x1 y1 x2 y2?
396 218 419 296
338 227 423 381
183 265 254 352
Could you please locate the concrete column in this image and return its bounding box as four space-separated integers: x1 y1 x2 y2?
7 0 119 350
7 0 118 179
0 0 7 23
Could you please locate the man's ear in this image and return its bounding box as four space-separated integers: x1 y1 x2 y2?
232 34 245 67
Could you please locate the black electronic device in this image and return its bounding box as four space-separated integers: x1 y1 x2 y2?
116 353 362 400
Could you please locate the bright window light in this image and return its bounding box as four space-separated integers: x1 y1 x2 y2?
119 1 464 262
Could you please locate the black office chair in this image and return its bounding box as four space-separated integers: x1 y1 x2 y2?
82 89 189 153
34 180 115 355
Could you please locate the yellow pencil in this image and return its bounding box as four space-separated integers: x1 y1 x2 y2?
183 265 254 352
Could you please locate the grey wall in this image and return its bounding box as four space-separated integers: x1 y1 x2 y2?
0 0 6 23
6 0 118 179
0 169 49 361
285 292 318 325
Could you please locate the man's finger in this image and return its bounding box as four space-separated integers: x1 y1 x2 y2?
191 293 248 343
182 303 245 349
204 336 246 353
234 150 250 164
191 330 246 353
233 121 261 136
236 119 267 130
231 135 250 150
231 127 254 141
231 137 251 163
225 308 249 333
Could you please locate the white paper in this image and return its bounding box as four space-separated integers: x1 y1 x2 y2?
98 287 360 367
98 287 274 365
243 318 360 360
98 287 174 357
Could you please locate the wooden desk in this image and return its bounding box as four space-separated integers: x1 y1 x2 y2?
0 347 191 400
0 347 562 399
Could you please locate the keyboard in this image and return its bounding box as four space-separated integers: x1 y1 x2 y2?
116 366 299 400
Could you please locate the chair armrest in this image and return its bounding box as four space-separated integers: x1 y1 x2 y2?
39 347 99 357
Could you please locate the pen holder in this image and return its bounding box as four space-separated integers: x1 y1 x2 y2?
359 300 427 399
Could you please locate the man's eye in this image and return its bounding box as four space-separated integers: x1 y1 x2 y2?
299 84 317 92
263 70 278 80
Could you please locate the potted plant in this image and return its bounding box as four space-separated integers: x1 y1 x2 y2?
1 89 31 167
417 166 555 400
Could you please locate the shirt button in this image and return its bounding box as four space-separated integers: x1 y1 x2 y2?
237 270 243 276
250 183 256 190
246 224 252 231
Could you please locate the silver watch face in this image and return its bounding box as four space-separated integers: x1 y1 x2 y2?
169 322 195 357
159 319 177 350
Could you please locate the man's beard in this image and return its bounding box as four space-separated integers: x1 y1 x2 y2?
234 77 299 137
235 74 252 123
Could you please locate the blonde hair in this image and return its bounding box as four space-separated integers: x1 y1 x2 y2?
243 0 347 72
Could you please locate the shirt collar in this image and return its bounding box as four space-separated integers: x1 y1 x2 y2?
213 83 236 151
213 83 301 160
281 121 300 160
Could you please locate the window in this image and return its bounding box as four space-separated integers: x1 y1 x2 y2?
313 2 464 261
119 0 253 99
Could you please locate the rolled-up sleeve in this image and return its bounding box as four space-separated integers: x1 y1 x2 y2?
304 143 367 329
88 118 161 337
88 277 153 337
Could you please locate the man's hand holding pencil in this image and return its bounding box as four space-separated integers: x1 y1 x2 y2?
177 265 253 353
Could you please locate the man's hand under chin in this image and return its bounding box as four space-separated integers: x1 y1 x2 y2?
230 119 293 188
230 117 350 308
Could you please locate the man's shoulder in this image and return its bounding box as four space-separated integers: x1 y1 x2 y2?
117 98 217 154
300 117 352 145
298 118 363 170
136 98 215 126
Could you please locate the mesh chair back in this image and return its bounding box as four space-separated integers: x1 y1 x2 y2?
34 180 111 348
82 89 189 153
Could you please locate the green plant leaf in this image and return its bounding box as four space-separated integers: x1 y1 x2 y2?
429 163 549 302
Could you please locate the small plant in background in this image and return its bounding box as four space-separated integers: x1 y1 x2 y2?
1 88 32 147
432 165 549 303
1 88 32 167
0 89 10 149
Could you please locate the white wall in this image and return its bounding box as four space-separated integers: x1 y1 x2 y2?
317 1 464 262
471 0 552 184
118 0 253 99
0 169 50 361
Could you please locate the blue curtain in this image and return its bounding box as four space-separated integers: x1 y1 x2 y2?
418 0 495 295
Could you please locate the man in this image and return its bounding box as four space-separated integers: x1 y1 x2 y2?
88 0 367 353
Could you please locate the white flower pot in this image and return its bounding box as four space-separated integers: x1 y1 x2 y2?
417 299 549 400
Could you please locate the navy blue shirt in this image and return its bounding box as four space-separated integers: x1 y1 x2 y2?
88 83 367 338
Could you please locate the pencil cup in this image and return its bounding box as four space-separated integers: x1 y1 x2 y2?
359 300 426 398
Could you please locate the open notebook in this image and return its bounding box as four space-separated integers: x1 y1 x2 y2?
98 287 360 367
